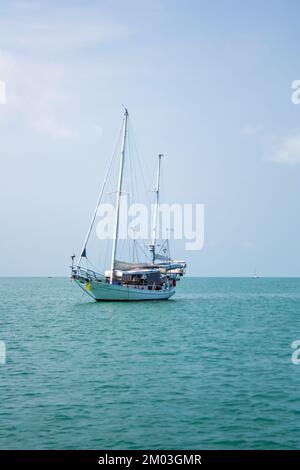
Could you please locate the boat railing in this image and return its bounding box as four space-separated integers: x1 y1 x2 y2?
72 266 105 282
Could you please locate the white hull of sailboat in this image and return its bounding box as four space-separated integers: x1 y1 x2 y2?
74 279 175 301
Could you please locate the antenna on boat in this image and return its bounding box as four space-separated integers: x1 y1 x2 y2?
150 154 163 263
110 106 129 284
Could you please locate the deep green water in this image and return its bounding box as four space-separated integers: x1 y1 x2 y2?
0 277 299 449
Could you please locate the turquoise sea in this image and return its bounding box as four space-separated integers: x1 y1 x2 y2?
0 277 299 449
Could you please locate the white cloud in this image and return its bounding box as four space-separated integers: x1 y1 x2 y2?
0 49 106 141
0 79 6 104
0 4 130 54
32 116 76 140
1 24 128 52
272 133 300 165
0 49 75 138
0 3 131 141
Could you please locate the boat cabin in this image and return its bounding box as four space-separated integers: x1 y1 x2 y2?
105 268 163 289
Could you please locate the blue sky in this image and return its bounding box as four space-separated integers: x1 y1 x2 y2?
0 0 299 276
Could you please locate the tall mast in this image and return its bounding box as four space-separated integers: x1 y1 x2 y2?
151 154 162 262
110 107 128 283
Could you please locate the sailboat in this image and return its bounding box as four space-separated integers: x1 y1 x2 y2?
252 270 259 279
71 108 186 301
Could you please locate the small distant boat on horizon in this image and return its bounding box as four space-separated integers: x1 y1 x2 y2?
252 269 259 279
70 108 186 301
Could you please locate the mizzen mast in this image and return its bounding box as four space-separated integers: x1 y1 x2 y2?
151 153 162 263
